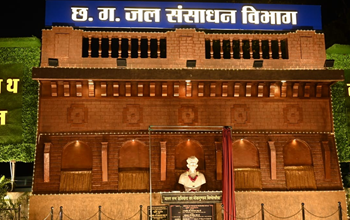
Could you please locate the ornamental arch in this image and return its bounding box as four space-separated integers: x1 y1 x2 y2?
118 139 149 191
232 139 262 190
175 139 205 170
60 141 92 192
283 139 316 190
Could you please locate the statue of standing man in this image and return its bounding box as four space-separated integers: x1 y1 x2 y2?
178 156 206 192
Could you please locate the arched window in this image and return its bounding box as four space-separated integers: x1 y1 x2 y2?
232 139 262 190
60 141 92 192
118 140 149 191
284 139 316 190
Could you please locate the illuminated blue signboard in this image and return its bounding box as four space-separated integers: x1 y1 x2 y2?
45 0 322 31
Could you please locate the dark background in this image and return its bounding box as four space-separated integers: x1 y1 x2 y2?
0 0 349 47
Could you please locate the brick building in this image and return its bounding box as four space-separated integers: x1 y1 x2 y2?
29 3 346 219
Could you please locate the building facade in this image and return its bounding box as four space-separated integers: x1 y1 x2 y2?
29 2 346 219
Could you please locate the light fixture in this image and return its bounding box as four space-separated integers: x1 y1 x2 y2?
281 80 286 83
324 59 334 68
48 58 59 67
117 58 127 67
253 60 263 68
186 60 196 68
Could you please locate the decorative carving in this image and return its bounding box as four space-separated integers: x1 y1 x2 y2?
178 105 198 125
231 104 249 126
123 104 143 126
284 105 303 124
67 104 88 125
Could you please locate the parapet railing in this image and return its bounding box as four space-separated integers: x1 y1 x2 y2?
224 202 345 220
43 202 346 220
204 34 288 60
81 32 167 59
43 205 144 220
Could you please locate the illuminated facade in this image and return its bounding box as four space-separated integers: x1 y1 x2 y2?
29 1 346 219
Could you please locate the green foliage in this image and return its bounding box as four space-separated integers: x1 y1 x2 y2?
0 37 41 48
328 50 350 162
331 82 350 162
327 54 350 71
0 64 24 144
0 176 10 200
0 176 28 220
0 42 40 163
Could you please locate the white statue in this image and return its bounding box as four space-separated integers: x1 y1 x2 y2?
178 156 206 192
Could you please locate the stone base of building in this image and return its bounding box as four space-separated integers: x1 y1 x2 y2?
29 191 347 220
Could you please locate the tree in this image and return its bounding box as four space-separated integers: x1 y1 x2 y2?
0 37 41 190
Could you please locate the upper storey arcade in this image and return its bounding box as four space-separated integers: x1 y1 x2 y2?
41 27 326 69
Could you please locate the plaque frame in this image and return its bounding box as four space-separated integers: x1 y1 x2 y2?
169 204 215 220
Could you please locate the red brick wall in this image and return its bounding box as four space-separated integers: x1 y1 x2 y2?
40 27 326 69
33 81 342 194
38 96 332 133
33 132 342 194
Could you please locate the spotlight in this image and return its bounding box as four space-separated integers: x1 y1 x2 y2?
117 58 127 68
48 58 59 67
253 60 263 68
324 59 334 68
186 60 196 68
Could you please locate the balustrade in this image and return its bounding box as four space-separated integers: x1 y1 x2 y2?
205 35 288 59
82 32 166 58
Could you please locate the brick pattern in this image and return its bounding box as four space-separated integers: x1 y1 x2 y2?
178 105 198 125
231 104 250 126
67 104 88 126
34 26 341 196
41 27 326 69
38 97 332 133
283 104 303 124
41 81 330 100
122 104 143 126
32 133 342 194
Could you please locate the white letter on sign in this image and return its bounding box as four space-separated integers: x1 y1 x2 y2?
71 7 89 21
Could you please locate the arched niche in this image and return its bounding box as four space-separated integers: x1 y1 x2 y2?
119 140 149 170
232 139 262 190
60 141 92 193
283 139 316 190
62 141 92 171
284 139 313 166
175 140 204 170
118 140 149 191
232 139 260 168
